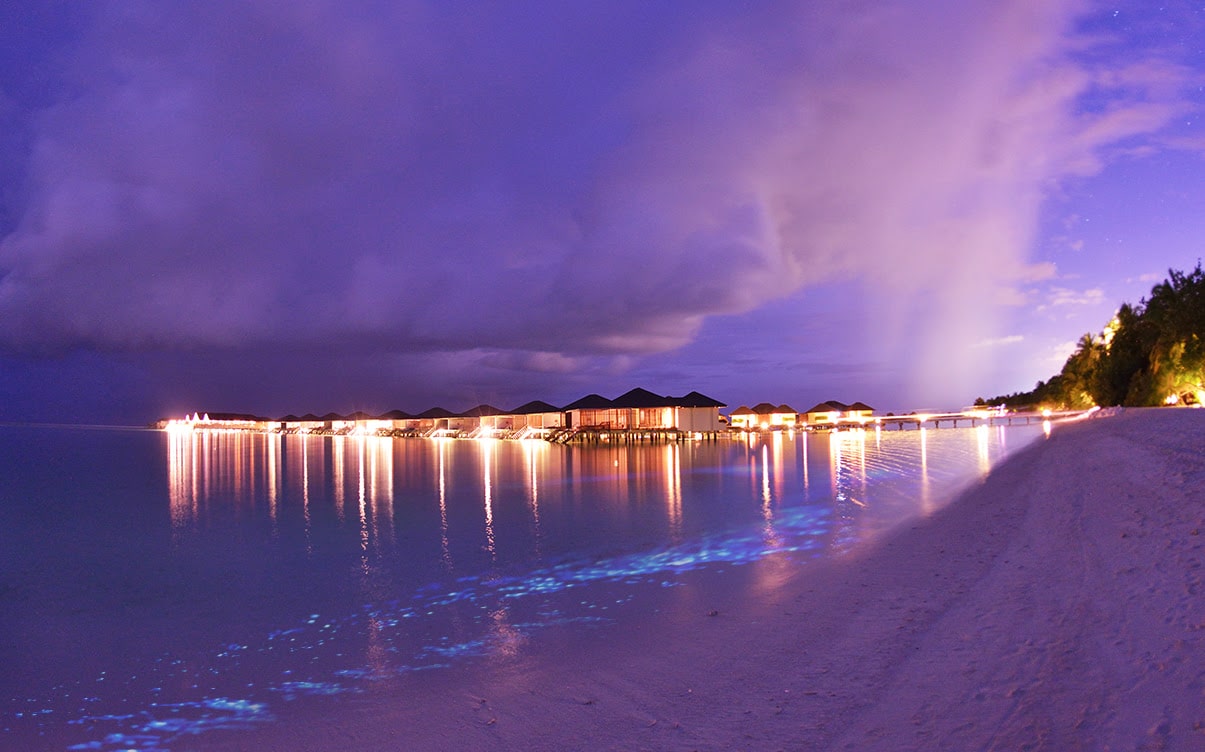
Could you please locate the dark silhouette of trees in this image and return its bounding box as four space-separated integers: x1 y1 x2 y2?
978 263 1204 409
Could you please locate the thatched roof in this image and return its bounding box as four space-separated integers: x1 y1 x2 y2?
674 390 726 408
804 401 848 414
204 411 266 421
509 400 562 415
459 404 504 417
415 407 457 419
612 387 669 408
562 393 614 410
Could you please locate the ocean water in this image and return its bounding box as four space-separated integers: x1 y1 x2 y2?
0 423 1044 750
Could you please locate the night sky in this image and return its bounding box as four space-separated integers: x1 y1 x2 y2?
1 1 1203 425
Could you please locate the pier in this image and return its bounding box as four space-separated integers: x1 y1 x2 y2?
817 409 1081 431
547 427 726 444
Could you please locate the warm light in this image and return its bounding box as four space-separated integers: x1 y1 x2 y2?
1041 408 1052 418
1099 315 1121 350
1164 394 1179 405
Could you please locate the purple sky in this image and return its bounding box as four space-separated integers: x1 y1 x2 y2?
1 1 1203 424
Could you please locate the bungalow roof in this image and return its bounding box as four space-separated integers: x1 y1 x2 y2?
346 411 373 421
205 411 265 421
777 404 797 413
508 400 562 415
562 393 614 410
612 387 670 408
674 390 726 408
459 404 504 417
415 407 457 419
750 402 780 414
320 412 346 421
279 414 301 422
847 401 875 412
730 405 755 416
379 409 412 420
299 413 323 422
804 400 848 414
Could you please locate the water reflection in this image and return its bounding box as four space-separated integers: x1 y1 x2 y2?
168 430 400 560
759 442 780 548
976 424 991 477
920 427 931 514
302 433 312 553
482 439 497 564
6 425 1052 752
167 426 1041 572
332 435 345 522
267 432 279 530
523 440 544 559
664 443 683 542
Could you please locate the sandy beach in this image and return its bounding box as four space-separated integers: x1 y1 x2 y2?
208 408 1204 751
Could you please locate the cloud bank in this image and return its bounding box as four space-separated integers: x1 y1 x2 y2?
0 0 1195 411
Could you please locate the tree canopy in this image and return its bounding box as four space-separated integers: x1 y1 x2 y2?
978 264 1205 409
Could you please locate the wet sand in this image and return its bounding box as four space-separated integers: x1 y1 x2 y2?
208 408 1204 751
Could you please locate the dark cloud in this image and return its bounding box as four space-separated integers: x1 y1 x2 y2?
0 0 1198 419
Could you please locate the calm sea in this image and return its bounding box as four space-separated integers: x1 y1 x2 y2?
0 423 1044 750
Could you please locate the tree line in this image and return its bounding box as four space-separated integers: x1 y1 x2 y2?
977 263 1205 410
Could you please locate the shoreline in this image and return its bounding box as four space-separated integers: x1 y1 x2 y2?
204 408 1204 751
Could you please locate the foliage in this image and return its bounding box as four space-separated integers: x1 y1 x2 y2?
978 263 1205 409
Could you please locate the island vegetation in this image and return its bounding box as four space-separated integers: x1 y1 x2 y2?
978 264 1205 410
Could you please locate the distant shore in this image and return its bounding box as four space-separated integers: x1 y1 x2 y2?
207 407 1204 751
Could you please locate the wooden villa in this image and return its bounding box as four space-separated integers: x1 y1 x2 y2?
557 387 726 439
164 386 726 441
728 402 798 430
803 400 877 427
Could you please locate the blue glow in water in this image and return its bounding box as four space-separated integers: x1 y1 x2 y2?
0 424 1043 750
13 503 831 750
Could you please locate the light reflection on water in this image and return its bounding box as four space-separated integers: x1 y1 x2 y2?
1 424 1043 750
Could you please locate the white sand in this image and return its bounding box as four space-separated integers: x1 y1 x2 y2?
211 408 1205 751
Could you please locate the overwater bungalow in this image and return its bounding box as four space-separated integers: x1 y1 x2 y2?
319 412 354 433
345 411 393 434
846 401 876 423
159 411 278 431
412 407 458 435
163 386 726 440
562 388 726 432
673 390 727 432
507 400 567 433
728 402 798 430
379 409 414 431
563 393 619 428
454 404 507 435
278 413 325 432
803 400 876 427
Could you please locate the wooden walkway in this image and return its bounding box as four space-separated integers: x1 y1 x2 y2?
548 427 725 444
821 409 1081 431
